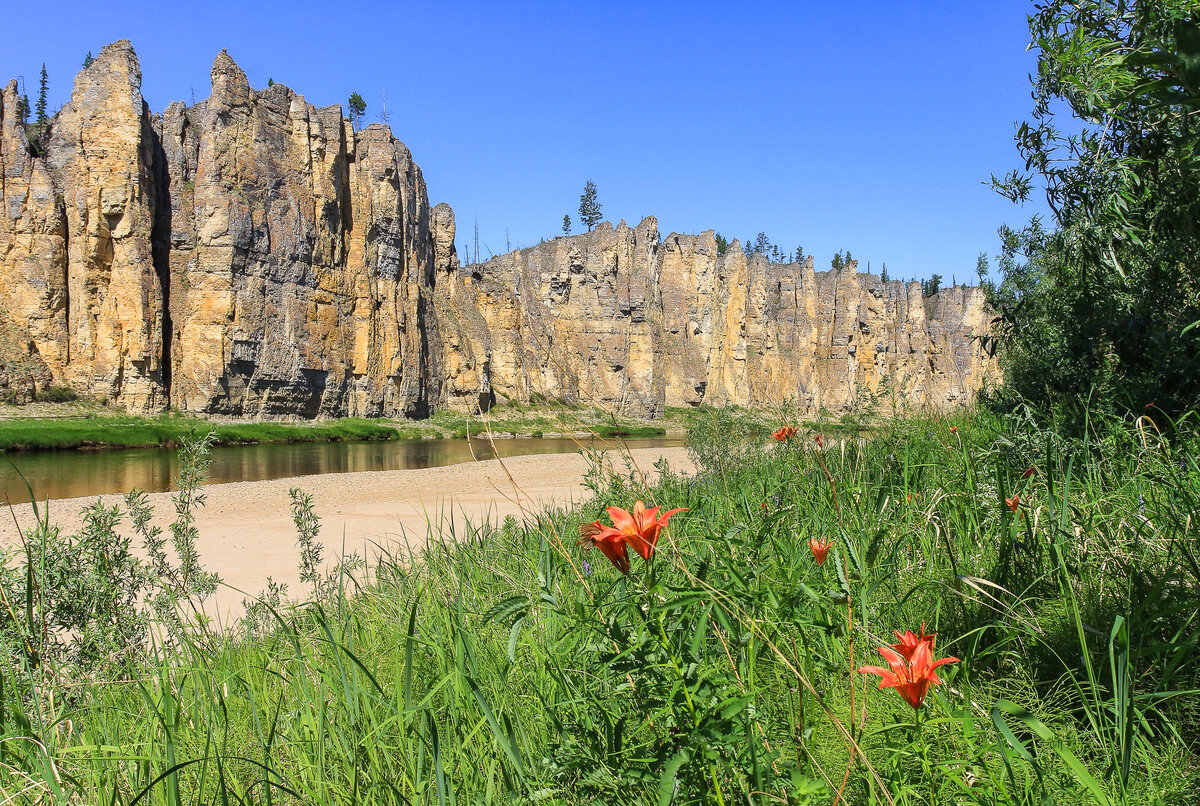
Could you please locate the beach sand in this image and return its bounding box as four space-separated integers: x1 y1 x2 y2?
0 446 693 622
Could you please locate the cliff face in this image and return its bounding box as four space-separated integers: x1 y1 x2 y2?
2 41 445 417
441 220 995 418
0 41 995 418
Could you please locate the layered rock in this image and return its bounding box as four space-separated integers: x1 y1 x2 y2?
1 41 444 416
442 221 995 417
156 51 442 417
0 41 995 419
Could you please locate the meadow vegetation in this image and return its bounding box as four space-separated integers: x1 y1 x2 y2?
1 406 1196 803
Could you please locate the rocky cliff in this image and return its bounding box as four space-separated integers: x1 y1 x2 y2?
439 219 994 418
0 41 995 418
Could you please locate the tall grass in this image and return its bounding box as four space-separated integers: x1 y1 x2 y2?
0 407 1197 803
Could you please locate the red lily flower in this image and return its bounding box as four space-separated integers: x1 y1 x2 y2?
858 639 959 709
814 434 825 449
577 500 687 571
808 536 833 565
772 426 798 442
890 623 937 661
1021 466 1037 479
1005 495 1020 512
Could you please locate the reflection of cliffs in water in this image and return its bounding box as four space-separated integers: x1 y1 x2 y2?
0 41 995 419
0 437 686 504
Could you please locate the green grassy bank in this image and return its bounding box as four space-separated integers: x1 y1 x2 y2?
1 407 1197 803
0 414 402 451
0 401 671 452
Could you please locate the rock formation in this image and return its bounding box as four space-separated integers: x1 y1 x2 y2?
440 220 994 418
0 41 995 419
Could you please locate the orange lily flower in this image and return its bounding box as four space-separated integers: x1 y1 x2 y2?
858 638 959 709
1021 466 1037 479
949 426 958 434
772 426 798 442
578 520 630 573
578 501 687 571
808 536 833 565
814 434 825 449
1005 495 1020 512
890 623 936 661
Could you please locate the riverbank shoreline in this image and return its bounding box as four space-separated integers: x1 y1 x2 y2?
0 446 694 621
0 402 677 453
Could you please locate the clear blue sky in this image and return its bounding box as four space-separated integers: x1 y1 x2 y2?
1 1 1048 283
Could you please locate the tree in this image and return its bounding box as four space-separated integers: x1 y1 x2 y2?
82 51 94 69
989 1 1200 419
844 250 853 265
831 251 844 270
267 78 275 87
35 64 48 127
562 215 571 236
578 181 602 231
715 233 729 256
16 94 29 123
347 92 366 129
881 262 889 282
921 274 942 298
975 252 989 283
753 232 770 255
794 246 804 263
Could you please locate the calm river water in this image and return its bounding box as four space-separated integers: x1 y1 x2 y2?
0 436 685 505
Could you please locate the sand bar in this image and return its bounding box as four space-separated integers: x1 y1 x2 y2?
0 446 693 621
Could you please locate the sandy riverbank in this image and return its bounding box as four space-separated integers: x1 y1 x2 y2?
0 446 693 622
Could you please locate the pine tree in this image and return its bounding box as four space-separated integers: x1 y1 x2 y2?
578 181 602 231
82 51 94 69
794 246 804 263
975 252 989 283
562 214 571 236
881 262 889 282
715 233 728 256
831 251 845 270
347 92 366 129
36 64 48 126
753 232 770 255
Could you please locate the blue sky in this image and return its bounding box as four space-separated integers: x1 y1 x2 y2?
1 1 1048 283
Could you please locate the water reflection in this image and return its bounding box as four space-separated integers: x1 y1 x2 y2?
0 436 684 504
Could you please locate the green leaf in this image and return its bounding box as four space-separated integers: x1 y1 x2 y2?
657 749 689 806
993 700 1112 805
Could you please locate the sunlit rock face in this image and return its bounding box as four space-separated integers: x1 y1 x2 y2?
442 220 996 417
0 41 994 418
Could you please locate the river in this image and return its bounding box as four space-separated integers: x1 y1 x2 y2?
0 436 686 505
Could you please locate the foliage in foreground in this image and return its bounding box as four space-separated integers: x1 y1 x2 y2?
1 407 1198 804
989 0 1200 421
